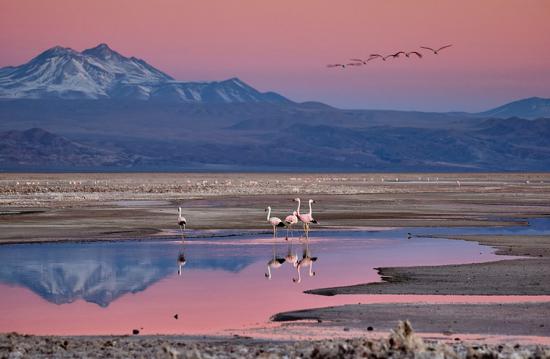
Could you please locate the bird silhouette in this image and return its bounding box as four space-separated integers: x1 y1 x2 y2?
383 51 405 60
346 62 363 67
406 51 423 58
420 44 452 54
327 64 346 68
350 58 370 65
368 54 384 61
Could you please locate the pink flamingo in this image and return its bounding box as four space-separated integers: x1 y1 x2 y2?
265 206 285 238
294 198 318 238
283 210 299 240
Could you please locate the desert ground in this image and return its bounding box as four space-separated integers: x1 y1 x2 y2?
1 172 549 356
1 172 549 243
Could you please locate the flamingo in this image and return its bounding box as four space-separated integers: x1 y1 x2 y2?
350 58 368 65
265 206 285 238
265 245 285 279
327 64 346 68
369 54 385 61
405 51 423 58
292 243 318 283
284 210 299 240
177 207 187 240
383 51 405 60
294 198 318 238
420 44 452 54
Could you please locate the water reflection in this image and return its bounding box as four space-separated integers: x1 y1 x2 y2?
1 225 543 335
1 218 548 320
0 241 254 307
284 240 299 267
293 241 318 283
264 244 285 279
177 250 186 276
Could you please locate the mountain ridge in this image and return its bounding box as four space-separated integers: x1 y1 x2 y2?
0 44 291 103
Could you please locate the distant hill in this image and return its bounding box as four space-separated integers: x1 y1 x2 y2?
0 44 549 171
477 97 550 119
0 128 134 169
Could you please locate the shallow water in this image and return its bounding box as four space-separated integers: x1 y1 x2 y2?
0 221 549 336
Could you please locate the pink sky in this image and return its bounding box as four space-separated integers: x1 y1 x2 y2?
1 0 549 111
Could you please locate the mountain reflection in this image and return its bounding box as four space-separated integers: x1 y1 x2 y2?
0 240 255 307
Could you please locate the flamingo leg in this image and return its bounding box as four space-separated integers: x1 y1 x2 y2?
179 225 185 242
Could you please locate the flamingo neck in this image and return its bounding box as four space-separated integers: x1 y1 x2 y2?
266 207 271 221
296 199 301 215
308 201 313 216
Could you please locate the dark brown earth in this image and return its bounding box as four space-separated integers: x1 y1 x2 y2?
1 321 548 358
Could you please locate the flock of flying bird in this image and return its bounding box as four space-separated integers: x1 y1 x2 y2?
327 44 452 69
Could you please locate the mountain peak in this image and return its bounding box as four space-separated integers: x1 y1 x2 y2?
82 43 123 60
0 44 290 103
36 45 77 59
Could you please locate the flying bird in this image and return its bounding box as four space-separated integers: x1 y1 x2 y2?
383 51 405 60
420 44 452 54
368 54 384 61
406 51 423 58
327 64 346 68
350 58 368 65
346 62 363 67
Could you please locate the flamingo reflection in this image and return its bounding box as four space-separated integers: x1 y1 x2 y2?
177 250 186 276
292 242 318 283
285 239 299 268
265 243 285 279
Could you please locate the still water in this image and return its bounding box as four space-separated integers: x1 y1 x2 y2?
0 221 548 336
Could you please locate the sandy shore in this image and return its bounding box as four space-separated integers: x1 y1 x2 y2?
275 232 550 337
2 321 548 358
306 233 550 296
1 172 550 243
273 302 550 337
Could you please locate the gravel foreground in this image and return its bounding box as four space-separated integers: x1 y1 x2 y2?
2 322 549 359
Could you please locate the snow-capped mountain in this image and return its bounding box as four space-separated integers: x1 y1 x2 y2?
0 43 291 103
